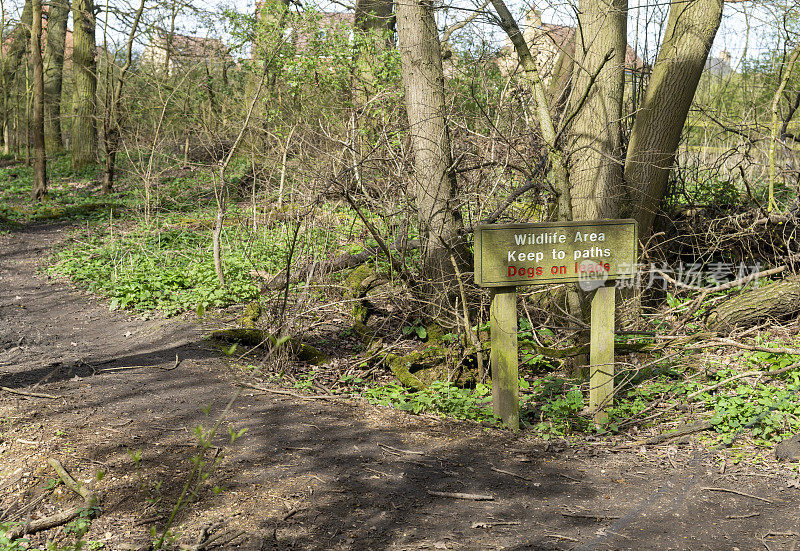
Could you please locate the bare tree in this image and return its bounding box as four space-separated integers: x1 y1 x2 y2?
100 0 145 193
1 0 32 155
567 0 627 220
31 0 46 199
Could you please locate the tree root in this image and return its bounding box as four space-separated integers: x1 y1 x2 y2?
6 458 98 539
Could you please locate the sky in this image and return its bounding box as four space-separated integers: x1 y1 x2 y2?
1 0 795 65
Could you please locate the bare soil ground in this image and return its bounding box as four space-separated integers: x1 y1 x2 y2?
1 223 799 551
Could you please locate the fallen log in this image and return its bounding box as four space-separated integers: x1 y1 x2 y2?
707 275 800 333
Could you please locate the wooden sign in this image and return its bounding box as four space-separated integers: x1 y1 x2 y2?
474 220 638 430
474 220 637 288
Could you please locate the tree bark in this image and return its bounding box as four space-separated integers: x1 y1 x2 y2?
30 0 46 200
708 276 800 334
567 0 627 220
623 0 723 236
43 0 68 152
71 0 97 170
395 0 470 326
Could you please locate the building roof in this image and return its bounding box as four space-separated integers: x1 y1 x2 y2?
151 32 228 60
537 22 645 72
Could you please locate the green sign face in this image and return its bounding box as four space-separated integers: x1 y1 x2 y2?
474 220 637 288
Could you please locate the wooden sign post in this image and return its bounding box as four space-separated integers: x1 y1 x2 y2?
490 287 519 430
474 220 637 429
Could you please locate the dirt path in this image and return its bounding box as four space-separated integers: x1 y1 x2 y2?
1 223 799 551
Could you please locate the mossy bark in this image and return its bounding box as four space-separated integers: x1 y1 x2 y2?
344 263 386 343
71 0 97 170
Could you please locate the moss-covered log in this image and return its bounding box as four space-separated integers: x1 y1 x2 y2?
707 276 800 333
344 263 387 343
210 328 327 365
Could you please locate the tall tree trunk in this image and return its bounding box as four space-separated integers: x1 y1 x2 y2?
623 0 723 236
71 0 97 170
395 0 470 326
30 0 46 199
43 0 68 153
567 0 627 220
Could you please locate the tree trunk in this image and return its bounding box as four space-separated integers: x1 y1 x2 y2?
30 0 46 200
71 0 97 170
708 276 800 334
395 0 470 326
567 0 627 220
43 0 68 153
623 0 722 236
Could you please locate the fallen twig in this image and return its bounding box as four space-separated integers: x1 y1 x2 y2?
616 420 714 449
7 458 97 539
701 487 773 503
281 506 307 521
545 533 581 542
561 511 620 520
656 265 786 293
427 490 494 501
378 443 426 456
1 386 59 399
240 382 345 400
727 512 761 519
701 338 800 356
98 354 181 373
490 464 534 481
471 520 522 528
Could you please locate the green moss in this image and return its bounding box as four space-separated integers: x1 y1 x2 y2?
344 263 376 342
210 328 328 365
297 343 328 365
424 323 445 343
238 301 262 328
386 346 452 390
210 328 269 347
344 262 374 298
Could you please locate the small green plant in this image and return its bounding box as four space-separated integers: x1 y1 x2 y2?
294 370 317 391
43 477 61 490
362 381 494 422
0 523 28 551
402 320 427 340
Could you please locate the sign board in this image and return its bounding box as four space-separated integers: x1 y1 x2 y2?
473 219 638 430
474 220 637 288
